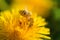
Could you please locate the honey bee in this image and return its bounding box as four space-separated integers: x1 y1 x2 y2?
19 10 33 27
19 10 31 17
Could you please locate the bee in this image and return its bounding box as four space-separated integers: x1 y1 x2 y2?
19 10 33 27
19 10 31 17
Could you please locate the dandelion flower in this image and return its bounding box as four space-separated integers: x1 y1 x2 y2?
0 9 50 40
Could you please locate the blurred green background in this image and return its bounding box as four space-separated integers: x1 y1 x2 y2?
0 0 8 11
0 0 60 40
0 0 12 11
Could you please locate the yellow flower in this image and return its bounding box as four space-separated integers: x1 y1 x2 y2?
0 9 50 40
